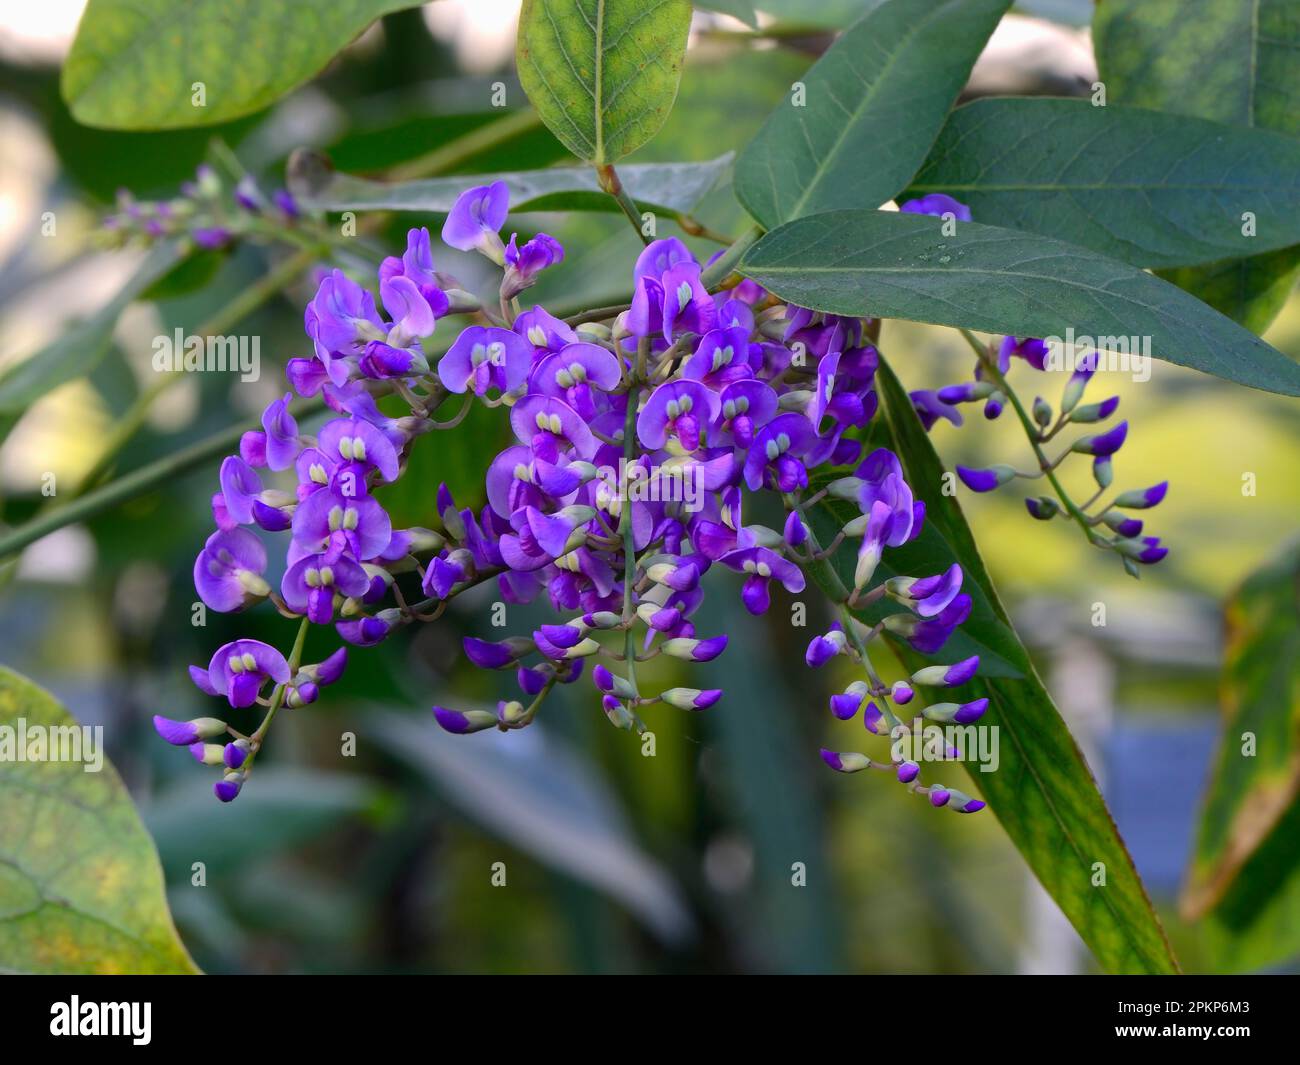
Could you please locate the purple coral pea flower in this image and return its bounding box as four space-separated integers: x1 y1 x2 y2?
899 193 971 221
205 640 291 708
281 548 371 624
305 270 384 377
743 412 816 492
718 545 805 615
503 232 564 299
509 394 598 459
998 336 1051 372
261 393 301 471
716 379 778 449
638 380 720 453
441 180 509 260
337 613 397 646
854 448 919 546
214 776 243 803
682 327 755 389
439 325 532 397
317 417 401 483
193 527 269 613
890 563 964 617
909 389 964 431
379 227 450 320
218 455 263 525
153 714 226 746
291 488 393 562
432 706 499 734
515 305 579 353
380 274 436 343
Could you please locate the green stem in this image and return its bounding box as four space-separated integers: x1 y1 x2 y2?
701 223 762 289
242 615 311 776
957 328 1102 548
0 397 325 560
596 164 652 246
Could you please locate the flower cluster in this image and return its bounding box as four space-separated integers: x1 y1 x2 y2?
104 164 299 251
900 196 1170 575
162 179 991 814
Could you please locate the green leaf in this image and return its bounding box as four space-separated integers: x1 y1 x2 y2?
1094 0 1300 332
733 0 1011 230
0 240 186 422
1159 250 1300 337
62 0 422 130
909 98 1300 269
809 359 1179 974
1181 539 1300 921
740 209 1300 397
0 666 198 974
288 152 733 217
515 0 693 164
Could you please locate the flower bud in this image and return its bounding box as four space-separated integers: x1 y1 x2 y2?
1112 481 1168 509
922 697 988 724
1031 395 1052 427
583 610 623 630
1071 420 1128 456
1068 396 1120 423
1024 496 1058 520
943 787 986 813
432 706 498 734
827 476 865 500
820 749 873 773
153 715 228 746
1100 510 1143 537
955 464 1016 493
601 695 637 730
896 760 920 783
890 680 914 705
1093 455 1113 488
911 655 979 687
660 687 723 711
661 635 728 662
214 772 244 803
496 700 528 727
187 742 226 766
805 627 846 667
223 739 251 769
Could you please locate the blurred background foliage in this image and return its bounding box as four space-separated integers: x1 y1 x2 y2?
0 1 1297 973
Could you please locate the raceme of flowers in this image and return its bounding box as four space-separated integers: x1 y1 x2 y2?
154 182 1165 815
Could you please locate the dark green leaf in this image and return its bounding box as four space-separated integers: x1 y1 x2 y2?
0 240 186 421
1158 250 1300 337
1182 539 1300 921
741 209 1300 397
909 98 1300 269
733 0 1011 229
1094 0 1300 332
62 0 422 130
288 153 733 217
809 359 1179 974
0 666 198 974
515 0 693 164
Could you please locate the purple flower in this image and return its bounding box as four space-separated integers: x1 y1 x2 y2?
886 563 963 618
291 488 392 561
627 239 716 341
379 227 450 319
911 655 980 687
743 412 816 492
317 417 401 483
956 464 1015 493
1113 481 1168 510
503 232 564 299
281 548 371 624
638 380 719 452
203 640 291 708
193 527 269 612
432 706 499 734
441 180 509 260
899 193 971 221
439 325 532 397
910 389 963 431
998 336 1051 372
305 270 383 384
153 715 227 746
218 455 263 525
718 546 805 614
